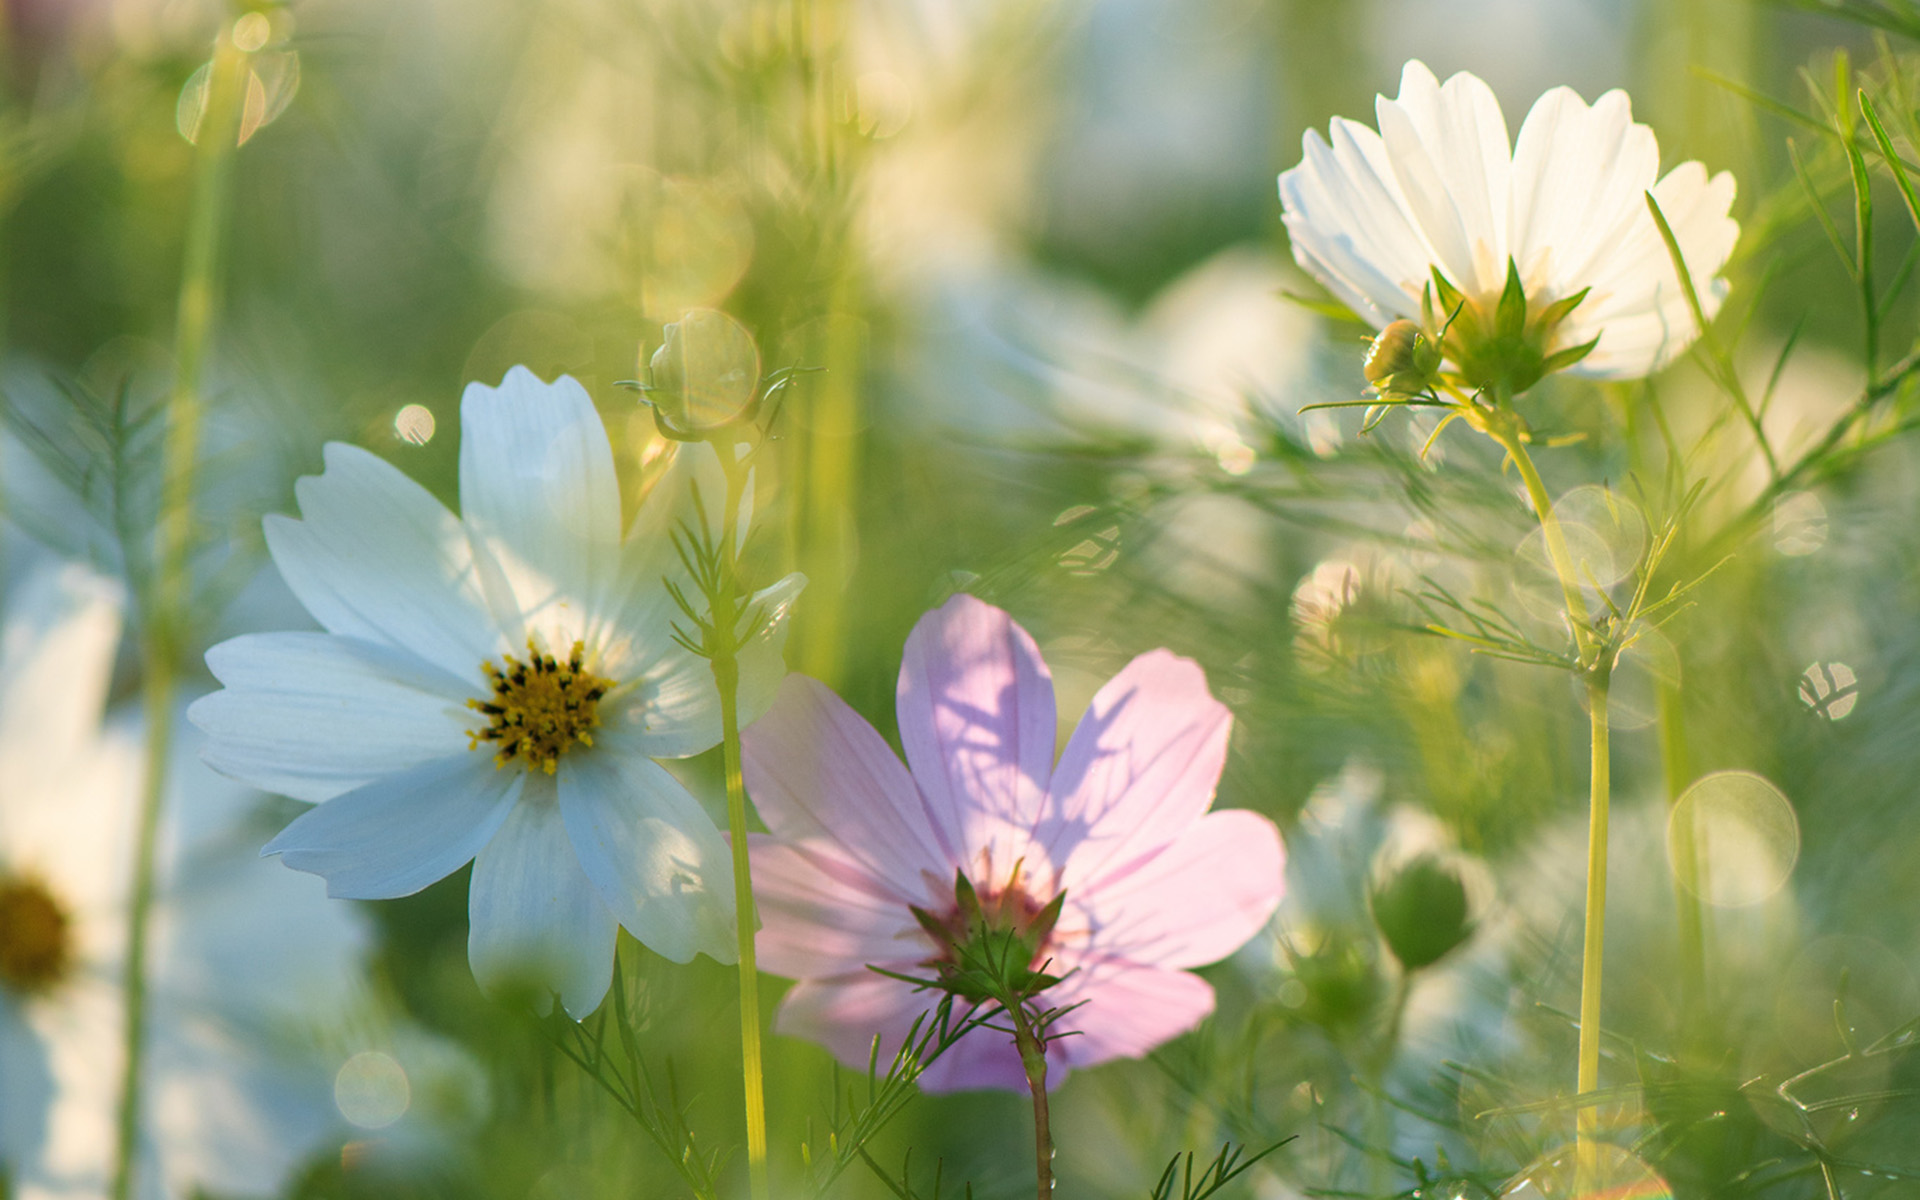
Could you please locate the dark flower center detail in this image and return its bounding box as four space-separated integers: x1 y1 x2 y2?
468 640 613 774
0 876 73 996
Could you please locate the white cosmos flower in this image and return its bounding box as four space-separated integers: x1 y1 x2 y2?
0 558 370 1200
1279 60 1739 383
188 367 803 1018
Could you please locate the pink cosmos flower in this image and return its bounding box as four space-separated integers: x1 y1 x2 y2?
742 594 1284 1091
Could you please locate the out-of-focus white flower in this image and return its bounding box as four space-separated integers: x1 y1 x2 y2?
895 245 1319 460
190 368 803 1017
1280 60 1738 385
0 557 370 1200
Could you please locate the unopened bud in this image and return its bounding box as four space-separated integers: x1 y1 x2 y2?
645 308 761 439
1362 320 1440 395
1369 854 1473 971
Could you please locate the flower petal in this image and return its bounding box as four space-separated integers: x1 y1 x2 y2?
1374 61 1512 297
895 595 1056 884
192 633 474 803
557 753 734 965
612 571 806 760
1280 118 1433 325
1048 960 1215 1068
741 675 950 899
263 755 522 899
1073 809 1283 969
458 367 622 647
749 835 926 978
0 562 121 795
1042 649 1232 894
1508 87 1658 300
265 442 503 680
774 973 972 1081
469 781 618 1018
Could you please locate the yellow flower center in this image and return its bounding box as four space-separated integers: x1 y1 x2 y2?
0 875 73 996
467 640 614 775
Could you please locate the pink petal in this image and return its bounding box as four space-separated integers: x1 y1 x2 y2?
1041 649 1232 894
1073 809 1284 969
896 595 1057 885
749 836 929 979
774 972 935 1074
1048 959 1216 1068
742 676 950 900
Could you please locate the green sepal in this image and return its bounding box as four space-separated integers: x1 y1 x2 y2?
1540 335 1601 375
1532 285 1591 333
1495 259 1528 340
1429 267 1465 316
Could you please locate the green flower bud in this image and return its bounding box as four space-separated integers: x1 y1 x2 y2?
645 308 761 439
1362 319 1441 396
1370 854 1474 971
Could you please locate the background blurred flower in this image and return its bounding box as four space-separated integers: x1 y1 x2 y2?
0 554 370 1199
189 367 803 1017
1279 59 1738 381
743 594 1284 1091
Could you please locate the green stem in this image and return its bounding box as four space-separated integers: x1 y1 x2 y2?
709 443 770 1200
111 25 247 1200
1492 422 1596 666
1576 669 1612 1170
1656 681 1707 1019
1008 1001 1054 1199
1481 418 1612 1163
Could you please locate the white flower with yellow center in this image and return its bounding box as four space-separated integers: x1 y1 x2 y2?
189 367 802 1018
1279 60 1739 390
0 557 370 1199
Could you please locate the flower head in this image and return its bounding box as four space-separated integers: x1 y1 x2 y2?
189 367 803 1018
1280 60 1738 388
743 595 1284 1091
0 558 371 1198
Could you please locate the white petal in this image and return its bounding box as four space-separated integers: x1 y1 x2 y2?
1280 120 1432 324
265 442 503 680
469 784 618 1019
458 367 621 649
0 563 121 798
557 753 734 964
1509 88 1659 298
1375 61 1512 297
263 755 522 898
192 633 474 803
609 571 806 760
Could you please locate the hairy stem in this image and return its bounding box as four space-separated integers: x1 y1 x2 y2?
709 443 770 1200
1009 1002 1054 1199
112 23 248 1200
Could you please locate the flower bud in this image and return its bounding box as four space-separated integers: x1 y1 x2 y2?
1362 319 1440 395
1369 854 1473 971
645 308 761 439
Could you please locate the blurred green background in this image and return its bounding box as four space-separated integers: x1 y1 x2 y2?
13 0 1920 1196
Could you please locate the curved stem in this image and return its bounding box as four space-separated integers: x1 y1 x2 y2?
710 443 770 1200
1009 1002 1054 1199
112 24 247 1200
1490 422 1596 666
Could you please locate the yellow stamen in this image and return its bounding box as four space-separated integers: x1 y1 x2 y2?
468 639 614 773
0 875 73 995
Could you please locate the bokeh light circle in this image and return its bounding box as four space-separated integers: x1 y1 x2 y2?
1499 1143 1672 1199
1667 770 1800 908
335 1050 411 1130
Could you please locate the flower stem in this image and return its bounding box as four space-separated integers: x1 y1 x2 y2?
1008 1001 1054 1200
112 24 248 1200
709 443 770 1200
1482 420 1613 1162
1576 669 1612 1171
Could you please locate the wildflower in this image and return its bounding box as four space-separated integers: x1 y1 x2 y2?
189 367 802 1017
1280 60 1738 390
0 559 370 1197
743 595 1284 1090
